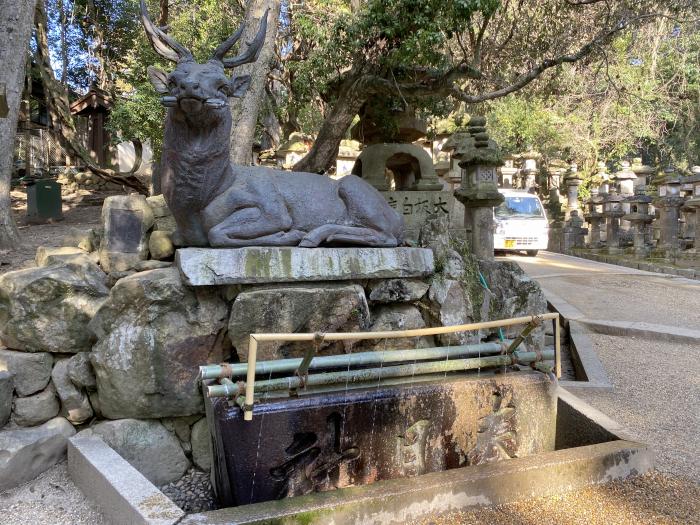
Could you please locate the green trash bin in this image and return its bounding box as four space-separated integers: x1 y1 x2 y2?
26 179 63 224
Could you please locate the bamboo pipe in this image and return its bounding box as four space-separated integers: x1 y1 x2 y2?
242 313 559 420
209 350 555 398
248 314 558 343
200 342 509 380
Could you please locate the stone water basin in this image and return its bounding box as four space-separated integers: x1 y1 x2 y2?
206 372 556 507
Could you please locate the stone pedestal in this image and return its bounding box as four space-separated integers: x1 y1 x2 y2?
653 196 685 254
562 211 588 253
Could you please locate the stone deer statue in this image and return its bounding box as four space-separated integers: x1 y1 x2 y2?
140 1 403 248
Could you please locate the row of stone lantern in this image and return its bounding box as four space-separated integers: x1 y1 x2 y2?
581 162 700 258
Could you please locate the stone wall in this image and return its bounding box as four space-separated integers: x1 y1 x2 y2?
0 200 547 493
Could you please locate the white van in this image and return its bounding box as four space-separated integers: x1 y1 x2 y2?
493 189 549 256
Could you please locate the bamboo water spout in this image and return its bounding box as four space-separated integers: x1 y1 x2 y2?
214 313 560 421
200 341 510 380
207 349 555 399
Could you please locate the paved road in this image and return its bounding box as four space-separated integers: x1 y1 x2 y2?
504 251 700 330
504 251 700 482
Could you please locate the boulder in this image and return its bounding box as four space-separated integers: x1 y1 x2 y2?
0 261 109 353
229 283 369 361
478 260 548 348
99 194 155 272
0 417 76 491
61 227 98 252
0 371 13 427
427 277 479 346
52 358 93 424
35 246 85 266
12 384 60 427
78 419 189 486
155 215 178 233
149 231 175 260
368 279 429 303
67 353 96 390
0 349 53 396
106 270 136 288
161 417 190 442
146 194 171 218
190 418 212 472
133 260 172 272
362 304 434 350
90 268 229 418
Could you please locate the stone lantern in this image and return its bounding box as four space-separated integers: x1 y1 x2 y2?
614 160 638 197
453 116 504 260
653 166 685 254
613 160 638 232
680 168 700 252
584 186 606 248
547 159 568 192
623 187 654 257
563 162 583 218
520 149 540 191
631 157 655 189
591 161 610 196
500 157 518 189
563 210 588 252
602 189 625 253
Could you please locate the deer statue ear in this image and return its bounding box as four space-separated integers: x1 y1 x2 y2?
147 66 170 94
229 75 251 98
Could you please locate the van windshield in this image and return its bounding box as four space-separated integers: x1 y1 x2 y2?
496 196 544 218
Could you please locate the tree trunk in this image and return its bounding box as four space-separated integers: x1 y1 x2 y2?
260 92 281 150
229 0 282 165
0 0 36 250
292 77 366 174
158 0 169 28
58 0 68 84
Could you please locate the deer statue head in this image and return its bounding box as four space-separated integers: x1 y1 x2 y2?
140 0 268 125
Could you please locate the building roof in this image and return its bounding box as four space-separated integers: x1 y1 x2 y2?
69 85 113 115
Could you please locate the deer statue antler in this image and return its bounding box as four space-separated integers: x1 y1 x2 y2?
214 9 269 69
139 0 192 63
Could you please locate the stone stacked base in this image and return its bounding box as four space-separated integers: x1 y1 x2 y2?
0 203 547 495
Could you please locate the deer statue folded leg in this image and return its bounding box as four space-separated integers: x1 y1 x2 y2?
140 1 404 248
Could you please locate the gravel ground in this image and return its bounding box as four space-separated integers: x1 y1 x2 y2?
539 274 700 330
160 467 217 513
413 471 700 525
0 190 104 275
574 334 700 482
0 461 106 525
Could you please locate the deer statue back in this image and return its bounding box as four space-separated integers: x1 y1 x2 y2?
140 1 403 248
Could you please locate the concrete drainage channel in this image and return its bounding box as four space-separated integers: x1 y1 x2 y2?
67 388 652 525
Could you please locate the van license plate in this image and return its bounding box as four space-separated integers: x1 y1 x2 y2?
505 239 516 248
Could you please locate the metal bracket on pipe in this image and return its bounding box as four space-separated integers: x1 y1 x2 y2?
290 332 324 395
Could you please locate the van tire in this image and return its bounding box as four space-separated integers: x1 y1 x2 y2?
526 250 539 257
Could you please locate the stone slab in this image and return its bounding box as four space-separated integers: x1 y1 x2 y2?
176 247 435 286
380 190 465 241
68 436 184 525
